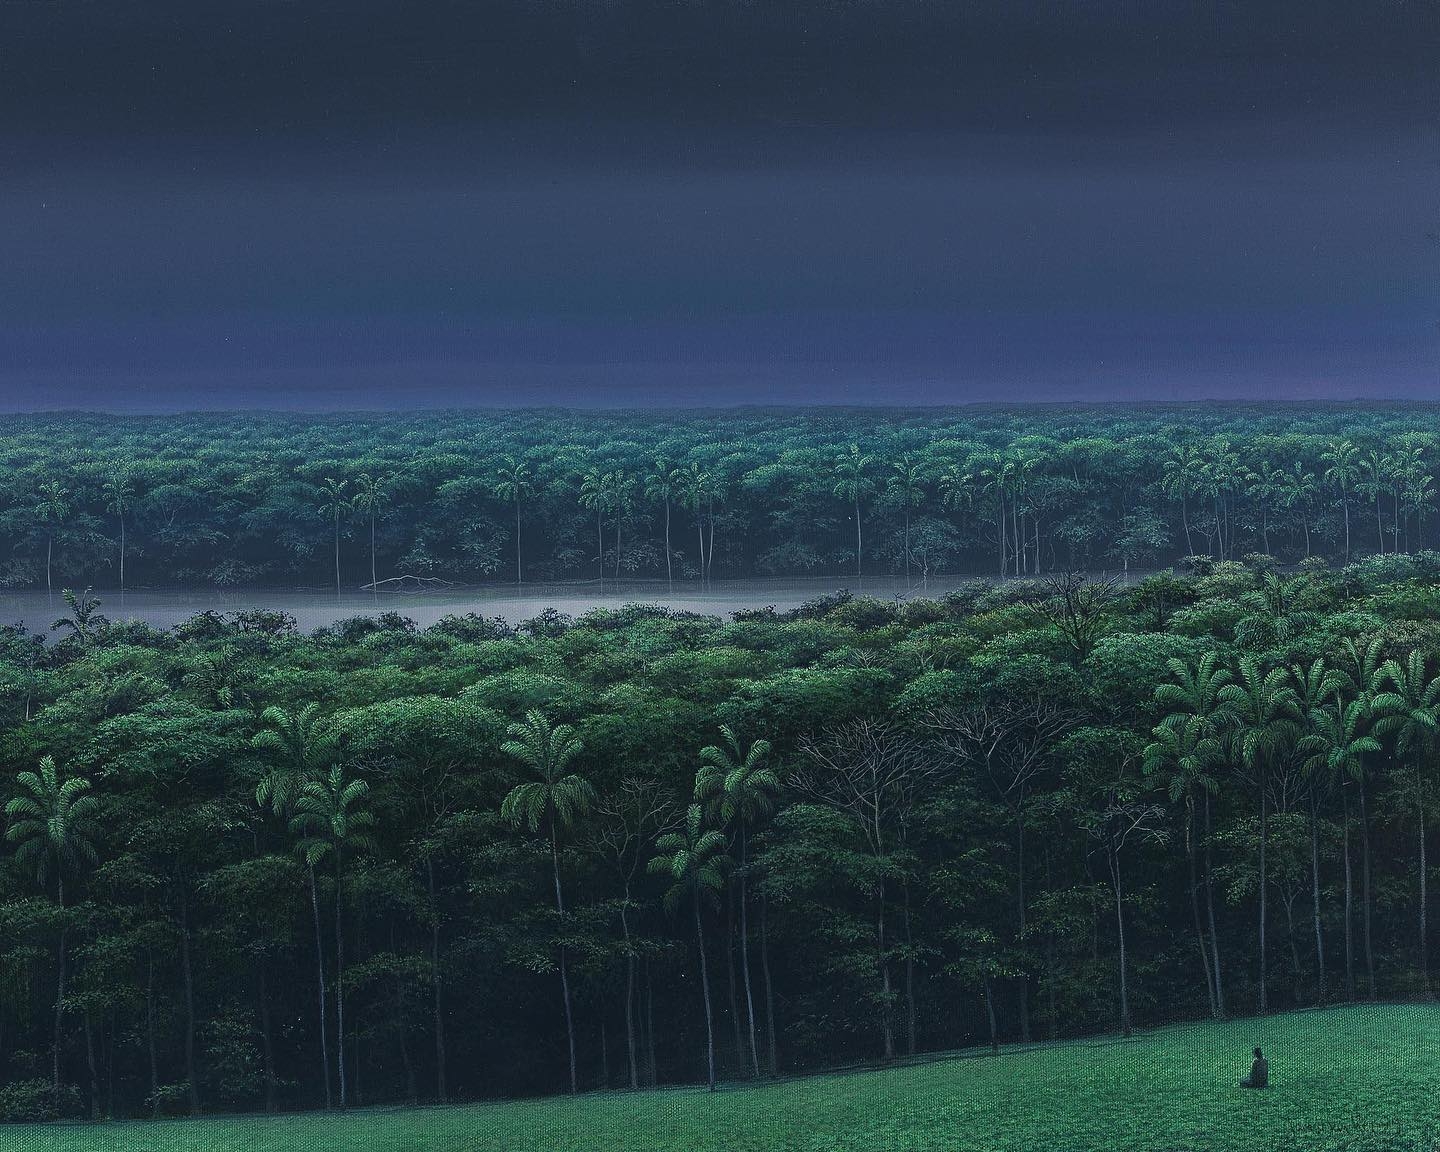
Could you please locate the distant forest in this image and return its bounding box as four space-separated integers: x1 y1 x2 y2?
3 405 1439 591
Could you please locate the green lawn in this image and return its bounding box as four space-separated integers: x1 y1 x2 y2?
7 1004 1438 1152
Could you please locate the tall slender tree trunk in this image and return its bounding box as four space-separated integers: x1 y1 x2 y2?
1016 814 1031 1043
1181 495 1193 556
645 956 658 1086
119 515 126 595
334 512 341 595
982 977 999 1053
334 853 348 1109
551 831 578 1094
308 864 333 1109
1258 777 1268 1013
515 498 522 584
997 495 1006 577
1113 849 1131 1037
697 517 706 589
1360 780 1376 997
725 886 742 1068
738 836 760 1078
1343 790 1355 1000
694 894 717 1091
179 887 201 1115
1014 501 1022 575
52 878 66 1091
1187 805 1218 1016
84 1008 100 1121
1205 791 1226 1016
1044 851 1059 1037
621 890 639 1090
855 496 863 579
369 512 377 590
877 878 895 1059
707 497 715 582
902 881 916 1056
1419 777 1431 993
1343 498 1351 561
1310 790 1328 999
664 499 673 592
425 855 447 1103
46 534 53 599
761 891 777 1075
146 952 159 1116
599 508 606 584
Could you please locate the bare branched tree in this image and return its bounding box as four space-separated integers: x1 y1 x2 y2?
794 718 943 1059
589 778 682 1089
1024 571 1120 663
922 696 1079 1042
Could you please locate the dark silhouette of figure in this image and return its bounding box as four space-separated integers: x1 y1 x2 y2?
1239 1046 1268 1088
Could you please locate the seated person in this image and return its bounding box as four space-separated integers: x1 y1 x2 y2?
1239 1046 1268 1088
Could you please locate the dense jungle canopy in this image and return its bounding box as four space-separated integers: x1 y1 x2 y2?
3 405 1440 591
4 543 1440 1119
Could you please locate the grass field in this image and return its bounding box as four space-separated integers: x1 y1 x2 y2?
7 1004 1438 1152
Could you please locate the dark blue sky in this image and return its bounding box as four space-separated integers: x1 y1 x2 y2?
1 2 1436 410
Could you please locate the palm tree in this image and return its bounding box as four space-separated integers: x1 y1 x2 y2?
676 462 715 587
251 702 335 1105
1244 461 1285 558
1321 439 1361 562
51 587 108 649
316 479 351 596
1154 653 1234 1015
291 765 375 1110
5 756 101 1090
1334 636 1386 997
493 456 534 585
1291 656 1344 999
649 803 730 1091
102 468 136 597
695 726 780 1078
832 444 875 580
1358 449 1390 553
252 703 334 818
501 709 595 1094
1161 443 1207 557
1405 472 1437 550
352 472 392 590
609 470 637 579
1143 715 1223 1017
578 467 611 584
644 459 678 592
1219 658 1300 1014
888 455 927 584
33 480 71 599
1371 650 1440 991
1299 691 1380 1002
1277 461 1318 558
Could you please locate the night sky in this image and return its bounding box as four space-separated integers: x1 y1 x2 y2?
1 1 1436 411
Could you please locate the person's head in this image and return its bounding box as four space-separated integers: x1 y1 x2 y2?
1253 1047 1263 1059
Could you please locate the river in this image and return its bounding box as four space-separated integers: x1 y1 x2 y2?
0 574 1015 636
0 570 1148 637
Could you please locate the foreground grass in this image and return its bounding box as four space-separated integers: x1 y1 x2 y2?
7 1004 1438 1152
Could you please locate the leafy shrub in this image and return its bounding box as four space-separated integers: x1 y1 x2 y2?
0 1079 81 1123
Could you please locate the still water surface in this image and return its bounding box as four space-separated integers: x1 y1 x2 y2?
0 574 1046 636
